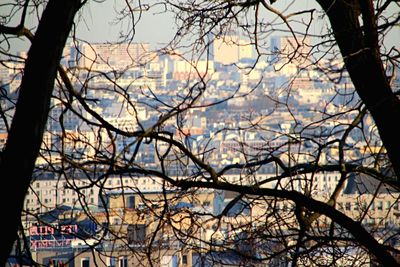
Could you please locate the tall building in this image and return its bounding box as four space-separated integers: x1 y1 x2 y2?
77 42 151 70
172 59 214 80
213 35 253 65
270 35 311 67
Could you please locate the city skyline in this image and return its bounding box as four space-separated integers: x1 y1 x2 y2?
1 1 400 266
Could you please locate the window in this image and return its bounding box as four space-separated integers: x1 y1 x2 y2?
362 202 367 210
50 259 68 266
386 201 391 210
107 257 116 267
182 255 188 265
119 257 128 267
81 258 90 267
377 201 383 211
127 224 146 243
127 196 135 209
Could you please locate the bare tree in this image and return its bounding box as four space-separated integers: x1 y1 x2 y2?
0 0 399 266
0 0 82 264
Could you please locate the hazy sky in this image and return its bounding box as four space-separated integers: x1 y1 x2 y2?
5 0 176 53
76 1 176 48
76 0 400 50
3 0 399 54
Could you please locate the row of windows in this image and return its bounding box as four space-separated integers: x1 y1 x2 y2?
80 256 128 267
33 177 161 190
315 175 339 182
29 188 96 196
34 174 347 189
338 201 399 212
362 217 399 226
25 197 95 205
106 178 158 186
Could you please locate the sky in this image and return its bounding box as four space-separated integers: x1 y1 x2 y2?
2 0 399 54
3 0 176 53
71 0 400 52
76 1 175 48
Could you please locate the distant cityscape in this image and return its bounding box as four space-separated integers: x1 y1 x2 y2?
2 35 400 266
1 35 370 169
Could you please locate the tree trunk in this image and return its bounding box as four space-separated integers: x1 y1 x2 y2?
316 0 400 182
0 0 81 264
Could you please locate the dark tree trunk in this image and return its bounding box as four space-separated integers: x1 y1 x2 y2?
0 0 81 264
316 0 400 182
314 0 400 264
